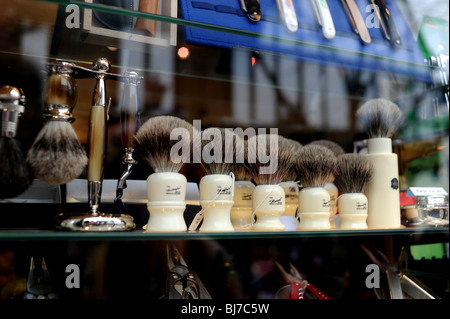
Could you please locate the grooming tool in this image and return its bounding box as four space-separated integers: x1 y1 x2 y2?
57 58 135 231
163 243 211 299
134 0 159 36
27 62 88 185
245 134 296 231
295 144 337 230
308 140 344 228
191 127 235 232
114 70 141 214
276 0 298 33
239 0 262 22
341 0 371 44
280 138 302 230
370 0 401 47
311 0 336 39
334 154 374 229
23 257 57 299
275 262 331 299
356 98 403 229
134 115 193 232
0 85 32 199
230 137 255 230
361 244 437 299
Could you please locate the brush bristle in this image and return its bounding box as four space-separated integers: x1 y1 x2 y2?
26 120 87 185
196 127 235 175
0 137 33 199
231 136 252 180
283 138 303 181
245 134 297 185
134 115 193 173
356 98 403 138
295 144 337 187
309 139 344 157
334 154 374 193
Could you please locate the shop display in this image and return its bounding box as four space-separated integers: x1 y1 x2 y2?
194 128 235 232
134 116 193 232
0 85 32 199
296 144 337 230
357 98 403 228
26 62 87 186
0 0 447 303
334 154 374 229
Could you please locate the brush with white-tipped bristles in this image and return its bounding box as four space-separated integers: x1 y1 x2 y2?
134 115 194 232
334 154 374 229
230 136 255 230
356 98 403 229
26 63 87 185
307 139 344 228
295 144 337 230
245 133 297 231
192 127 236 232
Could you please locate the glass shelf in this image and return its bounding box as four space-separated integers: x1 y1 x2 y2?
0 226 447 242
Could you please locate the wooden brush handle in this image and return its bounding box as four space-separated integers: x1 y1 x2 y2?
134 0 158 36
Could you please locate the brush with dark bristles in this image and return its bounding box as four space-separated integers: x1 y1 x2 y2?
356 98 403 138
309 139 345 157
134 115 194 173
334 154 374 194
26 63 87 185
295 144 337 188
295 144 337 230
334 154 374 229
0 85 33 199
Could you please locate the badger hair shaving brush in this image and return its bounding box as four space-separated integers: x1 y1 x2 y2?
192 127 236 232
134 115 194 232
334 154 374 229
0 85 33 199
295 144 337 230
356 98 403 228
26 62 87 185
245 134 297 231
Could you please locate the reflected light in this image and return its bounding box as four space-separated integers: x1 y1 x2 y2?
107 46 118 51
251 57 256 67
178 47 190 59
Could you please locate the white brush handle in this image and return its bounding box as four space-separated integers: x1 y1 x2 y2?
198 174 235 232
337 193 368 229
312 0 336 39
365 139 401 228
252 184 286 231
298 187 331 230
146 172 187 232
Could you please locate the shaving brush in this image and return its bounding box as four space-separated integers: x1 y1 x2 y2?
0 85 33 199
308 139 345 228
295 144 337 230
279 138 302 230
26 62 87 185
246 134 296 231
356 98 403 228
134 115 193 232
230 137 255 230
193 127 235 232
334 154 374 229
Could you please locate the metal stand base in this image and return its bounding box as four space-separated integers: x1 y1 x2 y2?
56 212 135 231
